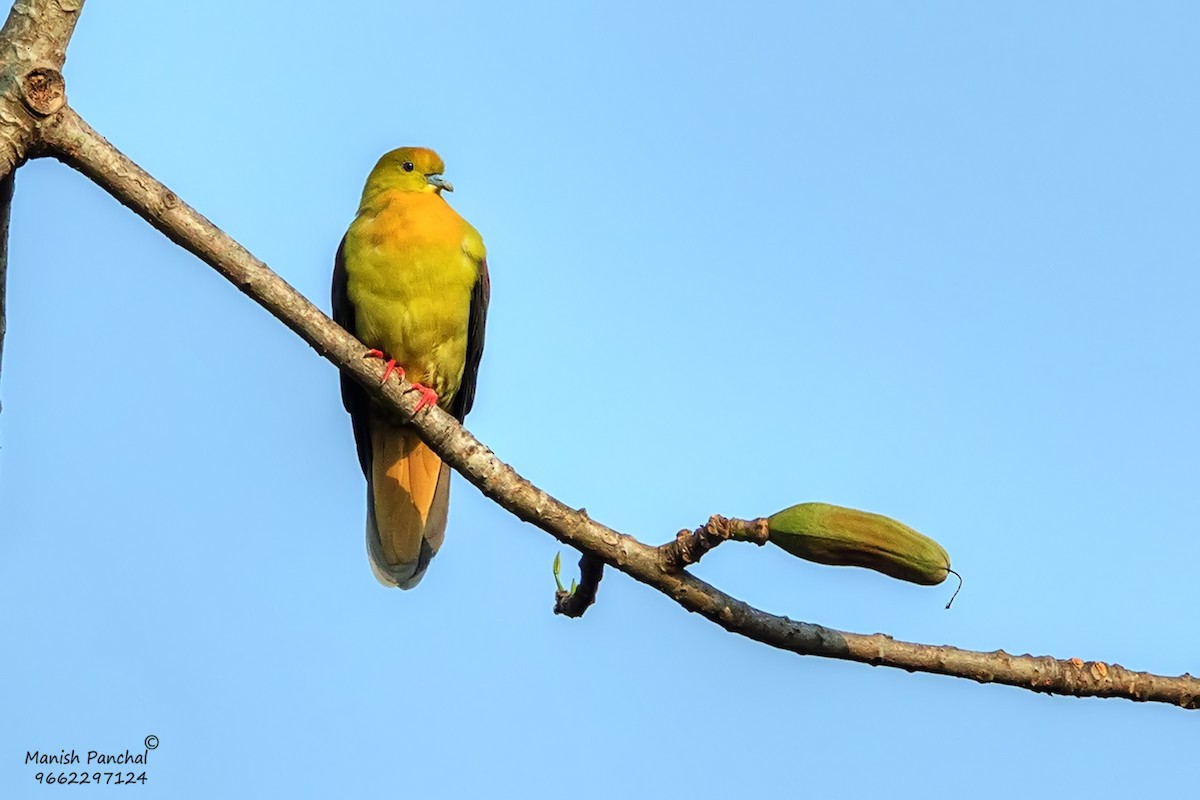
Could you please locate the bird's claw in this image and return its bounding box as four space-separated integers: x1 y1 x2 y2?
410 382 439 414
364 349 436 412
363 348 405 385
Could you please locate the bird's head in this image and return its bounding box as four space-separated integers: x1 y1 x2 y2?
363 147 454 197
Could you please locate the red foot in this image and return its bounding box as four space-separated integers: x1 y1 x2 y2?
363 348 437 413
363 349 404 384
410 383 439 414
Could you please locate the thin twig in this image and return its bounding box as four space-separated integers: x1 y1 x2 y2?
30 106 1200 709
554 552 604 618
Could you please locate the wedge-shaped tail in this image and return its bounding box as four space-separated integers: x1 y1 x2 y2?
365 418 450 588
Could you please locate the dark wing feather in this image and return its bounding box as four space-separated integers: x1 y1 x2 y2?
450 257 490 422
332 236 373 478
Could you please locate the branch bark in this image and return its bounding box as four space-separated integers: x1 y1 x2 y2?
30 106 1200 710
0 0 81 170
0 0 83 70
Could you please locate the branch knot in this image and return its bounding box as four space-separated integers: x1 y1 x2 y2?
21 66 64 116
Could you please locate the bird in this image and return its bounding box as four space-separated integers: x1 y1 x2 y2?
332 147 489 588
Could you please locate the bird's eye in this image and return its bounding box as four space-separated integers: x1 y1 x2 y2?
402 161 414 172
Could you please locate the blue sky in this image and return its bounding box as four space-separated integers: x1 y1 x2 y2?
2 1 1196 796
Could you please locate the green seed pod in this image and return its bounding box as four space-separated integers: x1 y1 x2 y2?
767 502 951 586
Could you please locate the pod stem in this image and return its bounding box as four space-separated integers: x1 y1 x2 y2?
944 568 963 610
659 515 770 572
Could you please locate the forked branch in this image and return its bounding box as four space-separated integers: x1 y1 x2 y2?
32 107 1200 710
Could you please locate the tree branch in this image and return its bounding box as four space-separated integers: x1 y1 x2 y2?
0 0 84 70
0 0 80 167
0 170 11 410
30 105 1200 709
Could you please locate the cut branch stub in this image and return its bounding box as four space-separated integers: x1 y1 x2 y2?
20 66 64 116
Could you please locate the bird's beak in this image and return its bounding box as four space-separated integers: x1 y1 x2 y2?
426 173 454 193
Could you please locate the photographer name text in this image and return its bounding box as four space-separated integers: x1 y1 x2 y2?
26 748 150 766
